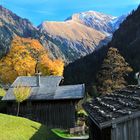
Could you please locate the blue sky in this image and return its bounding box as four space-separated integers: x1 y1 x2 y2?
1 0 140 25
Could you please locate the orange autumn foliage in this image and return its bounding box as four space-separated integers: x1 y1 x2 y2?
0 36 64 84
40 54 64 76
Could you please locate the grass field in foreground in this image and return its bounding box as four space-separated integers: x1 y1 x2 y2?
0 113 48 140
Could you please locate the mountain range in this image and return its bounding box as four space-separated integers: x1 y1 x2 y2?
39 11 126 62
0 5 126 63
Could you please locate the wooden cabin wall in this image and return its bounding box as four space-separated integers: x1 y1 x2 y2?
111 117 140 140
89 115 140 140
89 118 111 140
6 100 76 129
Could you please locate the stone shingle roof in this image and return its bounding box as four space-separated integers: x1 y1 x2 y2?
83 85 140 128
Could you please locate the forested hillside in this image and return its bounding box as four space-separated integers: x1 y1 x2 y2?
64 46 108 86
109 5 140 73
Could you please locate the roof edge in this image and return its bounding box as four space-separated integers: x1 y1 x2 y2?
84 104 140 129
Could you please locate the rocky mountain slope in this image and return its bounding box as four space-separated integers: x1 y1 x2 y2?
39 20 109 62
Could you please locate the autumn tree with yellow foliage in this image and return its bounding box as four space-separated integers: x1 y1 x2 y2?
14 84 31 116
97 47 133 94
0 37 64 84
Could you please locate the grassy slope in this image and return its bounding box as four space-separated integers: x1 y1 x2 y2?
0 114 48 140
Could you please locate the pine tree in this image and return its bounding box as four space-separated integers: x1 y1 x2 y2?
97 47 133 94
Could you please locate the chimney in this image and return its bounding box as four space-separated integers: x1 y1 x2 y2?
35 58 41 87
36 72 41 87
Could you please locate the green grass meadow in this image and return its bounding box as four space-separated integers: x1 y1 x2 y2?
0 113 48 140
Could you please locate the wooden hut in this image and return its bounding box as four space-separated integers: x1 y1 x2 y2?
2 75 85 129
83 85 140 140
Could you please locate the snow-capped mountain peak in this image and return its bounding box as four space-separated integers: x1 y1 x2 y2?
110 14 127 30
66 11 127 35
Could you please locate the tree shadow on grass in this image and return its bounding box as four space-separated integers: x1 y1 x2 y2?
30 125 62 140
30 125 88 140
30 125 48 140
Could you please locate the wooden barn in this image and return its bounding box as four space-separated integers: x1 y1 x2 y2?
83 85 140 140
2 75 85 129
